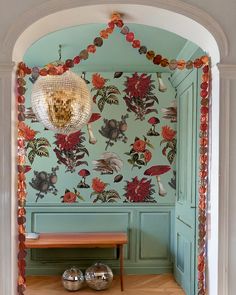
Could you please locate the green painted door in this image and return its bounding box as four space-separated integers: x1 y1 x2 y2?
174 70 198 295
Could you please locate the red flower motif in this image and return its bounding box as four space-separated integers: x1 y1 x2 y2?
18 122 37 141
92 73 106 89
92 177 106 193
125 176 153 202
161 126 176 141
133 139 146 152
124 73 152 99
55 131 82 151
63 191 77 203
144 150 152 163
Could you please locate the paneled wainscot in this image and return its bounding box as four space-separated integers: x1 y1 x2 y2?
26 205 174 275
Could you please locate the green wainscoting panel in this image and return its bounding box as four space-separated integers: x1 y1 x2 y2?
30 212 130 233
139 212 171 260
31 248 117 262
175 218 194 295
26 205 174 275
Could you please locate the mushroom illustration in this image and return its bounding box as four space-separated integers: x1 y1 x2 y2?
144 165 171 196
87 113 101 144
147 117 160 136
77 169 90 188
156 72 167 92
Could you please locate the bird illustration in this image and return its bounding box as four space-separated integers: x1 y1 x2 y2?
161 100 177 122
93 152 123 174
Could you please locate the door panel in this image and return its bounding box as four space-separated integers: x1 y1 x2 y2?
174 70 198 295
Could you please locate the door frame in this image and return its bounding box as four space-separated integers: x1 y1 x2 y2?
0 1 230 294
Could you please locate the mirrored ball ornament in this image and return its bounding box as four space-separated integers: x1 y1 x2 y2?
85 262 113 291
62 267 84 291
31 71 92 134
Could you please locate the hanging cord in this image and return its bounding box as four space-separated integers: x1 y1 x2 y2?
58 44 62 61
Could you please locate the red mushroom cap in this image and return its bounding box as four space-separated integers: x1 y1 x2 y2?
148 117 160 125
78 169 90 177
88 113 101 123
144 165 171 176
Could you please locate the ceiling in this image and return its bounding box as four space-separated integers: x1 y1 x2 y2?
23 23 189 72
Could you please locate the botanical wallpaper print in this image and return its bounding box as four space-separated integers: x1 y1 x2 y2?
77 169 91 188
91 73 120 112
161 100 177 122
18 122 50 164
125 136 153 169
29 166 59 202
144 165 171 196
99 115 128 150
124 176 156 203
169 170 176 190
61 188 84 203
160 126 177 165
24 72 176 204
93 152 123 174
146 117 160 136
54 131 89 173
90 177 120 203
123 73 159 120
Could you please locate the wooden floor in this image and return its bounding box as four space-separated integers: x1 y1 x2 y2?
26 274 185 295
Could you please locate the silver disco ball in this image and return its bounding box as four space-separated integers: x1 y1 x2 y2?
31 70 92 134
62 267 84 291
85 262 113 291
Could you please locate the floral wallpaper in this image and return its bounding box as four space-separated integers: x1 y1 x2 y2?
24 72 177 204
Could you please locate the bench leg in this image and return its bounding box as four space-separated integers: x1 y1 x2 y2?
119 244 124 291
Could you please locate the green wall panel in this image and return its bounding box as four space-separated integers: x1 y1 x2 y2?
139 212 171 260
31 248 117 261
26 205 174 275
31 212 130 233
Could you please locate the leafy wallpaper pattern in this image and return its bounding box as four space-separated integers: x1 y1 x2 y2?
25 72 177 204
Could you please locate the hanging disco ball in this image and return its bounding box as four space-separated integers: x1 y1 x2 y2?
85 262 113 291
31 70 92 134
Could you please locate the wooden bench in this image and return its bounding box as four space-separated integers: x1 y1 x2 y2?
25 232 128 291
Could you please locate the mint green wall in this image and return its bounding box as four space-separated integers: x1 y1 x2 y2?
26 205 174 275
25 72 176 205
24 71 177 275
23 23 187 72
22 23 198 277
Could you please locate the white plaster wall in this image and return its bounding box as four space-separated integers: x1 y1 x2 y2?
228 80 236 295
0 1 235 295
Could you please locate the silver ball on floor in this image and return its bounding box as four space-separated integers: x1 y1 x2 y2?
62 267 84 291
85 262 113 290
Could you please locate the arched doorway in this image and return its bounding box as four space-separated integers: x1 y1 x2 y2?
0 2 228 294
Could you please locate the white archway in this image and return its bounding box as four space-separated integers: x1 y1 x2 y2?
4 2 227 64
0 1 228 295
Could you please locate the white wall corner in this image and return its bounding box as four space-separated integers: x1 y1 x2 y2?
217 64 236 80
0 62 15 75
0 63 17 295
216 63 236 295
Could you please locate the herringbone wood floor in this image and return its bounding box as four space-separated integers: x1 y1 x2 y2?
26 274 185 294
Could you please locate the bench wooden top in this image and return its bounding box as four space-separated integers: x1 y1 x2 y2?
25 232 128 249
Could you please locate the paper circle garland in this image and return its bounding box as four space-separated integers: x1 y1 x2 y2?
31 71 92 134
